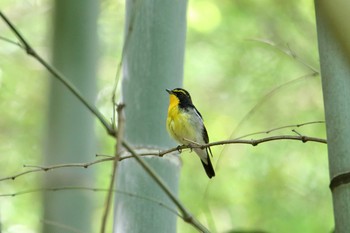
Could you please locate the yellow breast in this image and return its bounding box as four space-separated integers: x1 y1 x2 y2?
166 94 196 144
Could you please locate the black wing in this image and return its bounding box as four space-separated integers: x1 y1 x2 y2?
196 108 215 178
202 123 209 143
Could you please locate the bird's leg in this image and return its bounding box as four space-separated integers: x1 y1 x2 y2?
182 138 194 152
176 145 183 153
183 138 202 152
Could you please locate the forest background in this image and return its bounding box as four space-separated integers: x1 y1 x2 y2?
0 0 330 232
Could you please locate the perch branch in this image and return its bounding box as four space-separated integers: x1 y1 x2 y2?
0 133 326 182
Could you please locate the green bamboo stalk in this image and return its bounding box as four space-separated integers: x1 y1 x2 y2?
113 0 187 232
42 1 98 232
315 1 350 232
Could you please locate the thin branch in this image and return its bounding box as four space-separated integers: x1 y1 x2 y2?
247 38 319 73
100 104 125 233
0 36 23 48
111 0 140 126
95 154 114 158
234 120 325 140
0 158 114 182
139 134 327 157
0 11 115 136
0 186 180 218
199 134 327 147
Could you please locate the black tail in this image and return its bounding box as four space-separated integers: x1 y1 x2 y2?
201 153 215 179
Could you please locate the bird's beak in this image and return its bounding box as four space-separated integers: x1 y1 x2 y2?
166 89 172 94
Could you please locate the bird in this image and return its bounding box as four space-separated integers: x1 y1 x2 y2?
166 88 215 178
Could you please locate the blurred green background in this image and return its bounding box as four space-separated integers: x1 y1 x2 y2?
0 0 331 232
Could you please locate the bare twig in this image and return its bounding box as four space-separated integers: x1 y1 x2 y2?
0 186 180 217
140 133 327 157
0 36 23 47
100 104 125 233
247 38 319 73
234 120 325 140
0 158 113 182
198 134 326 147
111 0 141 126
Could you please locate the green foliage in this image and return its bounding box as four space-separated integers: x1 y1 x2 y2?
0 0 332 232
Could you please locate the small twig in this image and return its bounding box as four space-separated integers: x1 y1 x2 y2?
203 134 326 147
234 120 325 140
247 38 319 74
100 104 125 233
0 186 113 197
0 36 23 48
111 36 129 128
292 129 302 136
0 186 180 217
148 134 327 157
95 154 114 158
0 158 114 182
111 0 141 126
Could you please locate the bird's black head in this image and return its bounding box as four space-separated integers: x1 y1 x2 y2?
166 88 193 108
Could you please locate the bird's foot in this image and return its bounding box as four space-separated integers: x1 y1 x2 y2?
176 145 183 153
